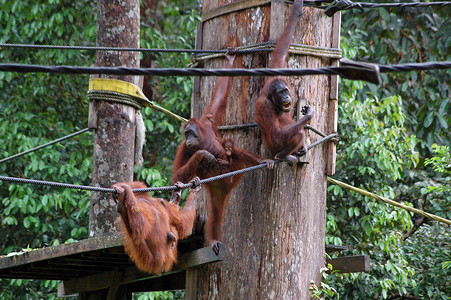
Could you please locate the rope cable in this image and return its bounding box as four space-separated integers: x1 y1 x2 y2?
0 134 335 193
0 43 337 55
0 128 92 164
327 177 451 226
0 61 448 84
321 0 451 16
0 175 114 193
0 43 227 53
0 63 351 76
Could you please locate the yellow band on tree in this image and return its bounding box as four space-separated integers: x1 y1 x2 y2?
88 78 151 107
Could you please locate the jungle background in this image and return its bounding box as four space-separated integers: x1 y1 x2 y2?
0 0 449 299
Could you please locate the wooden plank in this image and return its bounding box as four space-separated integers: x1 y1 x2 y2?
326 99 337 175
0 234 123 270
329 12 341 101
326 12 341 176
128 271 186 293
106 268 122 300
58 244 225 295
326 255 370 273
325 244 348 253
202 0 271 22
88 99 98 129
191 22 203 116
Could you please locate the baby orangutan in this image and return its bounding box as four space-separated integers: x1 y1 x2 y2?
113 178 200 274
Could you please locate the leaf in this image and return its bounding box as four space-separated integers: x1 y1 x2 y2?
423 111 435 128
23 217 30 229
436 114 448 130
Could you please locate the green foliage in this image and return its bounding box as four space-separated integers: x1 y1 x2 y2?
326 9 450 298
0 0 96 298
136 1 201 197
341 5 451 154
133 290 184 300
310 264 339 299
395 145 450 299
0 0 200 299
425 145 450 170
327 82 419 298
402 223 450 299
0 0 448 299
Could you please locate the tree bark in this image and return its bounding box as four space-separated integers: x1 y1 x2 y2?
186 1 338 299
90 0 141 237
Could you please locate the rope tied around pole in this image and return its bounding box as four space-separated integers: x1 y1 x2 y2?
190 42 342 65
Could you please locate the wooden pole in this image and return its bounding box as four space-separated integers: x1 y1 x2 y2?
90 0 141 237
186 2 337 299
87 0 140 298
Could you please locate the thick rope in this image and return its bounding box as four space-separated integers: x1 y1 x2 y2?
87 91 143 110
193 122 326 137
0 42 340 57
327 177 451 226
322 0 451 17
0 134 335 193
192 42 342 64
307 133 337 149
0 128 92 164
1 61 449 85
306 124 326 137
0 175 114 193
0 63 357 76
218 123 258 130
0 43 227 54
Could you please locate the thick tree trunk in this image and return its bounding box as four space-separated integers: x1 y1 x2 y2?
85 1 140 299
186 1 338 299
90 0 140 237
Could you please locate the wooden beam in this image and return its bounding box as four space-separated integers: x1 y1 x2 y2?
326 12 341 176
325 244 348 253
0 234 122 270
58 244 225 296
326 255 370 274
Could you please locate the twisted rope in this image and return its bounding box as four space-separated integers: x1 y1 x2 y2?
307 133 337 149
0 134 335 193
306 124 326 137
0 43 226 53
0 175 114 193
0 128 92 164
1 61 448 85
0 63 349 76
192 42 342 63
327 177 451 226
0 42 337 55
323 0 451 16
218 123 258 130
87 91 143 110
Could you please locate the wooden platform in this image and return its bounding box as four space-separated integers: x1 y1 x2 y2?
0 235 367 296
0 233 225 296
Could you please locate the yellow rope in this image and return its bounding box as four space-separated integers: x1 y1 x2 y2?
148 102 188 123
327 177 451 226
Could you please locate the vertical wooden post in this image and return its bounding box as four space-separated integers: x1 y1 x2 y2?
86 0 140 298
327 12 341 176
186 1 337 299
90 0 141 237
